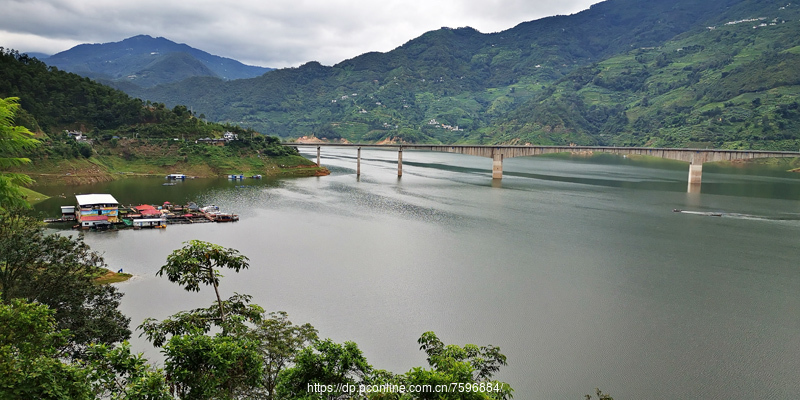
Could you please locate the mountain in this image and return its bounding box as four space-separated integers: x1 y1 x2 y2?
25 52 51 60
71 1 800 150
44 35 273 88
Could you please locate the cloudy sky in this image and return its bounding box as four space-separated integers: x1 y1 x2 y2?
1 0 600 69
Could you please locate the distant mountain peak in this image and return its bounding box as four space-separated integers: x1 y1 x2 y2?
45 35 273 87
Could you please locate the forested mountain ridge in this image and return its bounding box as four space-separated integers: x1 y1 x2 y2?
44 35 272 88
0 49 320 183
49 0 800 150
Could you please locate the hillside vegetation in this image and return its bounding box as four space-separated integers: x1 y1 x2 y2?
0 48 322 183
119 0 800 150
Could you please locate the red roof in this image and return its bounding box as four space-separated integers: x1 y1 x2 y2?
81 215 108 221
140 209 161 216
134 204 156 211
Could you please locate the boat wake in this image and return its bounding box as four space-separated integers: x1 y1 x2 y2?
673 209 800 221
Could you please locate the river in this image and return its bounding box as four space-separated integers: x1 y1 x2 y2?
34 149 800 399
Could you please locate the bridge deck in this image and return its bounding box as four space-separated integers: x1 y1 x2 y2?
287 143 799 164
285 143 800 187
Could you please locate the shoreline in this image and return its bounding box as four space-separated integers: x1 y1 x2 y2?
95 269 133 284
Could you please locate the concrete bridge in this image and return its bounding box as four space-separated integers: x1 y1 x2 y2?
287 143 800 189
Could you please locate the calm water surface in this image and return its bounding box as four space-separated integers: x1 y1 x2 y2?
35 150 800 399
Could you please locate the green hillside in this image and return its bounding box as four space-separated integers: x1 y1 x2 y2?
118 0 800 150
0 48 321 182
495 4 800 150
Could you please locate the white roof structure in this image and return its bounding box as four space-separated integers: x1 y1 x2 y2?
76 194 119 206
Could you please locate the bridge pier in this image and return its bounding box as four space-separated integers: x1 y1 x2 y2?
492 153 503 179
357 147 361 176
398 148 403 177
316 146 321 167
687 162 703 192
688 163 702 184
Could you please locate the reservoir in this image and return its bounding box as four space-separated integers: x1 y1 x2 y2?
35 149 800 399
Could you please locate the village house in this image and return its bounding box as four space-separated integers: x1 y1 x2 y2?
223 131 238 141
66 130 86 141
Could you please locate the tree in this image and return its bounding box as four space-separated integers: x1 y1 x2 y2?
275 339 373 400
0 97 39 211
163 334 262 400
0 297 93 400
140 240 264 399
251 311 319 399
0 210 131 359
0 211 42 301
157 240 250 321
85 342 173 400
402 332 514 400
139 240 262 347
1 297 170 400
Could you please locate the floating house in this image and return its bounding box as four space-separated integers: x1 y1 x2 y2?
76 194 120 227
166 173 186 180
60 206 76 221
132 217 167 229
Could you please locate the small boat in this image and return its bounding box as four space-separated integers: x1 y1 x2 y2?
250 175 262 179
162 182 176 186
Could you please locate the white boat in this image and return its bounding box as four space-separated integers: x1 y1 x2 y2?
200 205 220 213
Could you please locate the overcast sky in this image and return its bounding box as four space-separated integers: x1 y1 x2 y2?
1 0 601 69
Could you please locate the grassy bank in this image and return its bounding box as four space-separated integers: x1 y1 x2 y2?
94 269 133 284
20 139 330 186
20 186 50 205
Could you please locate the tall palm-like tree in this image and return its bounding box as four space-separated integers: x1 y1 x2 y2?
0 97 39 211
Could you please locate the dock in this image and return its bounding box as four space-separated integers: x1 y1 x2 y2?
47 197 238 230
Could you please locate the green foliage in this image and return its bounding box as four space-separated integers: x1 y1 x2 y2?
139 293 263 348
1 298 170 400
157 239 250 325
251 311 319 399
163 334 262 400
0 298 93 400
85 342 173 400
0 210 131 359
276 339 373 400
142 241 265 399
0 48 144 133
158 240 249 293
400 332 513 400
0 97 39 210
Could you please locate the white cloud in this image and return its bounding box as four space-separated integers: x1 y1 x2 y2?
0 0 600 68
